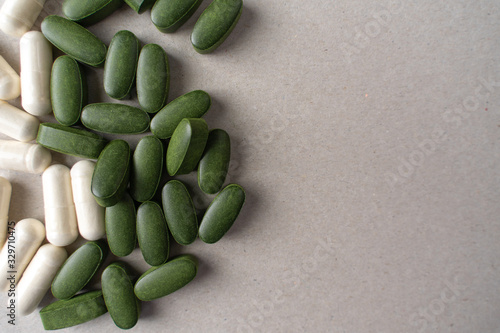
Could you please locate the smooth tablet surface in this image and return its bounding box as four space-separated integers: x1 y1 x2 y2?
136 44 169 113
0 140 52 174
0 177 11 246
136 201 170 266
105 192 136 257
125 0 156 13
151 0 204 33
81 103 150 134
63 0 123 26
0 100 40 142
130 136 163 202
0 55 21 100
0 0 46 37
198 129 231 194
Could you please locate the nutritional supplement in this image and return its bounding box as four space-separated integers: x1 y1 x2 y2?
71 160 105 240
40 290 108 330
199 183 245 243
151 0 204 33
137 201 170 266
0 55 20 100
0 218 45 290
136 43 169 113
0 100 40 142
105 192 136 257
104 30 140 100
41 15 107 67
198 129 231 194
0 177 11 246
0 0 46 37
101 262 141 329
81 103 150 134
161 180 198 245
166 118 209 176
124 0 156 13
51 240 108 300
191 0 243 54
134 254 198 301
20 31 53 116
43 164 79 247
130 136 163 202
0 140 52 174
51 55 87 126
17 244 67 316
62 0 123 26
150 90 211 139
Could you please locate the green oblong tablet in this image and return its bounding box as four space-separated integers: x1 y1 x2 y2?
104 30 140 100
130 136 164 202
51 55 87 126
51 240 109 300
136 201 169 266
41 15 107 67
36 123 107 159
166 118 209 176
198 129 231 194
102 262 141 329
105 192 137 257
134 254 197 301
161 180 198 245
191 0 243 54
150 90 211 139
125 0 156 13
151 0 204 33
92 140 131 207
81 103 150 134
199 183 245 243
40 290 107 330
62 0 123 26
137 44 169 114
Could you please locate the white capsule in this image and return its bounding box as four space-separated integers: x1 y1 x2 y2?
16 243 67 316
0 0 46 38
0 218 45 291
0 177 12 246
0 139 51 174
43 164 78 246
20 31 52 116
0 55 21 100
70 160 105 240
0 100 40 142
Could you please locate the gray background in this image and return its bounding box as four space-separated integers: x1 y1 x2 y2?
0 0 499 332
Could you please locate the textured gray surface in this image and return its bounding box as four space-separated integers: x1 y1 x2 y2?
0 0 499 332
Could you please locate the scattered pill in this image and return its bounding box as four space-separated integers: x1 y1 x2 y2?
130 136 164 202
151 0 204 33
0 0 46 37
62 0 123 26
105 192 137 257
0 55 21 100
136 201 170 266
81 103 150 134
198 129 231 194
0 139 52 174
0 100 40 142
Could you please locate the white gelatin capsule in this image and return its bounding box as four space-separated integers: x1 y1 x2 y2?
43 164 78 246
0 100 40 142
17 243 67 316
0 177 12 246
0 139 51 174
20 31 52 116
0 55 21 100
0 218 45 290
70 160 105 240
0 0 46 38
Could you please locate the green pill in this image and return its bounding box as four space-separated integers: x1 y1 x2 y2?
136 201 170 266
92 140 131 207
101 262 141 329
199 183 245 243
40 290 107 330
81 103 150 134
125 0 156 13
134 254 198 301
104 30 140 100
62 0 123 26
51 55 87 126
151 0 204 33
191 0 243 54
150 90 211 139
161 180 198 245
41 15 107 67
136 44 170 114
105 192 136 257
36 123 107 159
51 240 108 300
130 136 164 202
166 118 208 176
198 129 231 194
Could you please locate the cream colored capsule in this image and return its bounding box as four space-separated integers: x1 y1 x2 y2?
0 218 45 291
0 139 52 174
0 0 46 37
0 100 40 142
43 164 78 246
20 31 52 116
71 160 105 240
0 55 21 100
17 243 67 316
0 177 12 246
